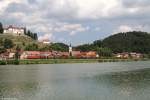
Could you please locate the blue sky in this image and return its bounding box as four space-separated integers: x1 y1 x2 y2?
0 0 150 45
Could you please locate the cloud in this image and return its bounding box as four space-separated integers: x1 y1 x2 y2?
113 25 147 34
95 27 101 31
115 25 133 33
1 0 150 21
1 0 150 45
53 23 89 36
38 33 53 42
0 0 20 14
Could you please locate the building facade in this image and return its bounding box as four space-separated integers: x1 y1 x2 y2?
4 25 25 36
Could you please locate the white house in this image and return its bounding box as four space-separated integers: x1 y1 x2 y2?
4 25 25 36
42 39 50 44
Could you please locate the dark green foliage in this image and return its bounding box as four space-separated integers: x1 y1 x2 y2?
13 60 19 65
15 45 21 60
26 30 38 40
75 31 150 56
50 43 69 52
93 40 102 47
0 22 3 34
3 39 14 49
0 38 12 53
0 47 6 54
75 44 96 52
0 61 6 65
102 31 150 53
24 43 39 51
96 47 112 57
33 33 38 40
39 45 52 51
6 60 19 65
24 28 27 35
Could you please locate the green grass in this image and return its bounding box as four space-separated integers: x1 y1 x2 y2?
17 58 149 65
0 58 149 65
0 34 36 47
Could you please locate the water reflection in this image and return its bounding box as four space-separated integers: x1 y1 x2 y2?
93 68 150 100
0 62 149 100
0 82 38 100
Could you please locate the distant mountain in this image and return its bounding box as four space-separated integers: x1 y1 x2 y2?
102 31 150 53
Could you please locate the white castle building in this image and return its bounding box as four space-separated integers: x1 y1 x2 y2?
4 25 25 36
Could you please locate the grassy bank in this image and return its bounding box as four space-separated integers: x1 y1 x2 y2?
0 58 149 65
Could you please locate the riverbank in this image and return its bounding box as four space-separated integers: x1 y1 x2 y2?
0 58 149 65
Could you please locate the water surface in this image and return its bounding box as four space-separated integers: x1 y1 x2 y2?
0 61 150 100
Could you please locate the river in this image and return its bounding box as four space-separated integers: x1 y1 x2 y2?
0 61 150 100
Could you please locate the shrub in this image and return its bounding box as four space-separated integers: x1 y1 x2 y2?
6 60 19 65
0 60 6 65
14 60 19 65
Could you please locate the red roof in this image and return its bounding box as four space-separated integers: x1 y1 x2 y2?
4 25 25 30
25 51 40 55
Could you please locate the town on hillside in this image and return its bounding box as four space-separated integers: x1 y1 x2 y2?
0 23 148 60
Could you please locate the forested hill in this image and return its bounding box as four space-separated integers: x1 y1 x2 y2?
75 31 150 55
102 31 150 53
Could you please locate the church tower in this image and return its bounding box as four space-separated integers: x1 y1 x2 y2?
69 43 72 56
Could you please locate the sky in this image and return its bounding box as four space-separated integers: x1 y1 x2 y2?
0 0 150 45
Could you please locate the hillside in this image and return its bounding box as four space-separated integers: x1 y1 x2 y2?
75 31 150 55
0 34 37 49
102 31 150 53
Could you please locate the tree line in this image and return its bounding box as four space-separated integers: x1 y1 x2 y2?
75 31 150 56
24 43 69 52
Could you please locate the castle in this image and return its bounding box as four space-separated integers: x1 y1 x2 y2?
3 25 25 36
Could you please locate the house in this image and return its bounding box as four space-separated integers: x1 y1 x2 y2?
20 51 41 59
85 51 97 58
42 39 50 44
9 52 15 59
115 52 129 59
72 51 81 57
40 52 53 59
115 52 143 59
130 52 143 59
74 51 97 58
19 50 98 59
4 25 25 36
20 51 54 59
60 52 69 58
0 52 9 60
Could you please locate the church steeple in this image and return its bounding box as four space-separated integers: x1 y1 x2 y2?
69 43 72 56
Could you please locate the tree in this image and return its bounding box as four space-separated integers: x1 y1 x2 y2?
50 43 68 52
0 47 6 54
27 30 31 37
15 45 21 60
33 33 38 40
3 39 14 49
0 22 3 34
102 31 150 53
93 40 102 47
39 45 52 51
96 47 112 57
26 30 38 40
24 28 27 35
75 44 96 52
24 43 38 51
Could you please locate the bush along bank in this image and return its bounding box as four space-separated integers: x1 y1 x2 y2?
0 60 19 65
0 58 149 65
